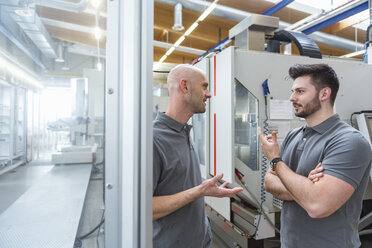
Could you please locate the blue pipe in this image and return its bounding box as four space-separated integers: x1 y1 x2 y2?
0 22 47 70
263 0 294 16
191 37 231 64
303 2 368 34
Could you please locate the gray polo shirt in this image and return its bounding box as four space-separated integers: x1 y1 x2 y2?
153 112 212 248
280 114 372 248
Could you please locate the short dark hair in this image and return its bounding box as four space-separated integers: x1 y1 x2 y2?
288 64 339 105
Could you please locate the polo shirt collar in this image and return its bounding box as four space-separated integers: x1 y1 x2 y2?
156 112 191 133
304 114 340 134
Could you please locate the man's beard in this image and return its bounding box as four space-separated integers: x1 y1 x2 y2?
192 100 206 114
294 95 321 118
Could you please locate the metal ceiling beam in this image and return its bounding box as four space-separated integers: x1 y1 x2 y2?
153 40 205 55
0 0 21 6
33 0 89 13
156 0 247 22
323 10 369 33
302 1 369 34
281 22 364 51
68 43 106 58
263 0 294 16
9 6 58 59
40 17 107 36
0 16 47 69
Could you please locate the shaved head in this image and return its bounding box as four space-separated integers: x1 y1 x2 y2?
165 64 210 121
167 64 205 94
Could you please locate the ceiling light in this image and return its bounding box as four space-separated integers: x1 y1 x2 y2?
94 27 102 40
15 0 33 17
159 55 167 63
55 42 64 63
184 23 199 36
156 0 219 65
174 36 185 47
96 62 102 71
15 8 32 17
198 0 218 21
91 0 101 9
339 50 365 58
165 47 175 56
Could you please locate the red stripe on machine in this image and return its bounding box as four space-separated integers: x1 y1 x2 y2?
214 56 216 96
214 113 216 176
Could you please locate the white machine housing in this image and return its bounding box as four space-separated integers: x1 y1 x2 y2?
356 113 372 146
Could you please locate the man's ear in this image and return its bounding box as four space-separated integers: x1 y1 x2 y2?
179 79 189 93
319 87 331 102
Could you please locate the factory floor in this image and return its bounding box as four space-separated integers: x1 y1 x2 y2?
0 162 104 248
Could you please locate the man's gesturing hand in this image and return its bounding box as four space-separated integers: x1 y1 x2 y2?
199 173 243 198
258 127 280 161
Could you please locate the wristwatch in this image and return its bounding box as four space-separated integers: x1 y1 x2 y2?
270 157 282 171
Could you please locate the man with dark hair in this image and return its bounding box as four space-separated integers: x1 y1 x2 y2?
259 63 372 248
153 64 243 248
288 63 339 105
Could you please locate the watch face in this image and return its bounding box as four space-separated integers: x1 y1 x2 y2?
270 160 275 170
270 158 282 171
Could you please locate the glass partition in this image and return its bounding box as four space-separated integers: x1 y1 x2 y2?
15 88 26 156
0 82 12 163
192 113 206 166
234 79 259 171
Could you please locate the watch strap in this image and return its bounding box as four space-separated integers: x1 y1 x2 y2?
270 157 282 171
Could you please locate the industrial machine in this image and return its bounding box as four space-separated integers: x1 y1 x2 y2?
355 112 372 147
51 68 104 165
192 13 372 247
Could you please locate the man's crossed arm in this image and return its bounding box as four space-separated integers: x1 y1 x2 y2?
259 128 354 218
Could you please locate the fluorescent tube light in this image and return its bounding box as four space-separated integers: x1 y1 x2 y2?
184 23 199 36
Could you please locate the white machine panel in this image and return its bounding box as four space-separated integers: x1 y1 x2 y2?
207 47 235 221
209 47 234 183
356 113 372 146
205 196 231 221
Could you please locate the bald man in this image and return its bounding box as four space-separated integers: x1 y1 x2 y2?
152 64 243 248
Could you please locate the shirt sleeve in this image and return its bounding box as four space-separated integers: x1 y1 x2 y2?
153 141 163 195
322 132 372 188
